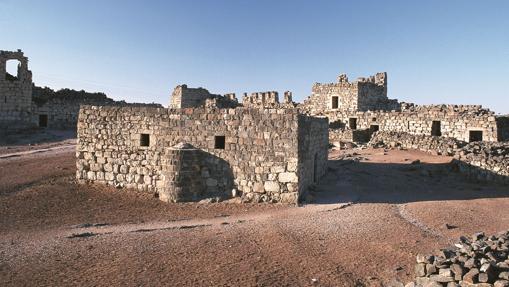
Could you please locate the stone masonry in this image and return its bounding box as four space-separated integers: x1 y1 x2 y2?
301 72 507 144
0 49 33 129
76 105 329 204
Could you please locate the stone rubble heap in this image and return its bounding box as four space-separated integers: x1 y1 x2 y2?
369 131 467 156
368 131 509 184
453 142 509 183
405 231 509 287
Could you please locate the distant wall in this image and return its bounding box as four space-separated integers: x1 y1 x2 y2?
302 72 398 113
322 104 499 143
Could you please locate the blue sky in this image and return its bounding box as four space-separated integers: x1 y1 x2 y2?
1 0 508 113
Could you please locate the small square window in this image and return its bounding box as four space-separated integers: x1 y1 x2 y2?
140 134 150 147
214 136 225 149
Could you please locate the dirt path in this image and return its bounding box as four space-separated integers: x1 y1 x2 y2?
1 147 508 286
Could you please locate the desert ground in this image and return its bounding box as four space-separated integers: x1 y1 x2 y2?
1 136 508 287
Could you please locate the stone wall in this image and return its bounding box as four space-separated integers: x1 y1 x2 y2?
320 104 499 143
0 50 33 129
31 86 162 129
76 105 328 203
301 72 399 113
368 131 509 184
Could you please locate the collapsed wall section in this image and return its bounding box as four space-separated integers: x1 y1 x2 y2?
368 131 509 184
76 106 326 203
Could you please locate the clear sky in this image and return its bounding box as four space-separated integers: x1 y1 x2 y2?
1 0 508 113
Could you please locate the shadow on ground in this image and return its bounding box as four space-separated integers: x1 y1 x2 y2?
312 158 509 205
0 129 76 146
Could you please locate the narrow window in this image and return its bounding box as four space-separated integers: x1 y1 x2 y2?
469 130 483 142
140 134 150 147
372 117 377 122
370 125 379 132
331 96 339 109
214 136 225 149
431 121 441 136
38 114 48 128
349 118 357 130
313 153 318 183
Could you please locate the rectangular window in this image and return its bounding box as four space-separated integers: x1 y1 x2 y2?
349 118 357 130
431 121 441 136
469 130 483 142
370 125 379 132
38 114 48 128
214 136 225 149
332 96 339 109
140 134 150 147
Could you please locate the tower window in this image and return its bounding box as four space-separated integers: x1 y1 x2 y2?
332 96 339 109
214 136 225 149
431 121 441 136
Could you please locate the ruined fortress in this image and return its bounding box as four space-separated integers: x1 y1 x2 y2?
1 50 507 203
0 50 161 132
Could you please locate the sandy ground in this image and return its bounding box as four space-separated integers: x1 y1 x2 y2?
1 144 508 287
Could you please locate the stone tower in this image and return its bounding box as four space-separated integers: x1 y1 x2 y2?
0 49 33 129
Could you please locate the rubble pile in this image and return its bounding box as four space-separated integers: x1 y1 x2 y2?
406 231 509 287
369 131 467 156
453 142 509 184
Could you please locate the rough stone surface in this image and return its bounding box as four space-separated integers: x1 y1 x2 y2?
405 231 509 287
76 105 328 204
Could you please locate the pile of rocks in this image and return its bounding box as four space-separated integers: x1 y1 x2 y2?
369 131 467 156
406 231 509 287
453 142 509 184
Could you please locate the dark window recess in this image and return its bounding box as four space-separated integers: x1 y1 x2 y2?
431 121 441 136
370 125 379 132
214 136 226 149
38 114 48 128
372 117 377 122
140 134 150 147
332 96 339 109
349 118 357 130
313 153 318 183
469 130 483 142
329 120 343 129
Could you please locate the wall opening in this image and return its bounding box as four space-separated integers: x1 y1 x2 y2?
370 125 379 133
349 118 357 130
372 117 377 122
331 96 339 109
214 136 225 149
313 153 318 183
5 59 21 81
329 120 343 129
431 120 441 136
38 114 48 128
469 130 483 142
140 134 150 147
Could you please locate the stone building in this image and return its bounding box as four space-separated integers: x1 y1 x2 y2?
76 91 329 204
0 49 33 130
302 72 508 144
